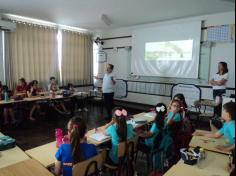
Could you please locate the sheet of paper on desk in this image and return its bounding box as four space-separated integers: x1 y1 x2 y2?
89 133 110 142
144 112 153 118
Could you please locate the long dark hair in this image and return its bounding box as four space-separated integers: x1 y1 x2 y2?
217 62 228 74
69 116 87 164
173 93 188 109
112 107 127 142
27 80 38 91
154 103 167 130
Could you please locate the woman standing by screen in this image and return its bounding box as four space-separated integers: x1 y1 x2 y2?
210 61 229 117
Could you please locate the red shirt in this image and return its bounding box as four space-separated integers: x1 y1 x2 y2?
16 85 27 93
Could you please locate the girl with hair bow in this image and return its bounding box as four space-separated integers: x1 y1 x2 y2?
138 103 167 147
102 107 134 165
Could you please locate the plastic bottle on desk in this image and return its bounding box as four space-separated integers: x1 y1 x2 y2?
4 91 9 102
200 148 206 160
55 128 63 148
197 148 205 168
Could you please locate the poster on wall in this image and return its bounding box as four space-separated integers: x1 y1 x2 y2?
97 50 107 63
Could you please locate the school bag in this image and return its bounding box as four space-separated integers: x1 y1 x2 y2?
0 136 16 151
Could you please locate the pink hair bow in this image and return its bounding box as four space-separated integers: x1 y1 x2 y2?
115 109 128 117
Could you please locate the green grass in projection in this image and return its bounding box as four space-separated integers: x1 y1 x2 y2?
145 40 193 61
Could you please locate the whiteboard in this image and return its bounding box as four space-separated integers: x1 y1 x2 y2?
171 84 201 107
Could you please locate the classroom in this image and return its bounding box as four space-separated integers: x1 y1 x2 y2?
0 0 235 176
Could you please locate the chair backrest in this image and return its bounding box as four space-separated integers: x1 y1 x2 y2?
72 150 106 176
117 142 126 158
127 140 135 160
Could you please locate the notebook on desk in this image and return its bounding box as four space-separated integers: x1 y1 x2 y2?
89 133 110 142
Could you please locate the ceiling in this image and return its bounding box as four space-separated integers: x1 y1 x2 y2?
0 0 235 30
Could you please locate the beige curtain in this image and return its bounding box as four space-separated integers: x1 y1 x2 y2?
8 23 58 88
61 31 93 86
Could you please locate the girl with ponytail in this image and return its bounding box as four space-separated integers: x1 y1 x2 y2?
139 103 167 147
103 107 134 165
54 116 97 176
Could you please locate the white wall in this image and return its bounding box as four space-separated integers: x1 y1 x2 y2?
94 11 235 106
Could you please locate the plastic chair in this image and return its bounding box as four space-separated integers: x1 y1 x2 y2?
72 150 106 176
104 141 134 176
135 131 163 171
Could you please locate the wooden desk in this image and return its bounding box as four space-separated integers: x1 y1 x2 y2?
0 132 30 169
25 141 57 168
25 112 152 168
86 112 152 146
24 96 49 102
0 99 25 105
165 151 228 176
25 135 108 168
86 126 110 146
0 159 53 176
133 112 154 123
190 130 230 154
0 146 30 169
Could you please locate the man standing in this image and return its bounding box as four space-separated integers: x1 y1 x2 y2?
96 64 116 120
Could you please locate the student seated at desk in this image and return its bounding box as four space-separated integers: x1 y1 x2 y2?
54 116 97 176
15 77 27 95
102 107 134 165
193 102 235 152
66 83 75 93
48 76 59 91
169 94 194 139
49 83 70 115
166 99 182 126
0 85 17 126
27 80 44 121
169 94 188 118
138 103 167 148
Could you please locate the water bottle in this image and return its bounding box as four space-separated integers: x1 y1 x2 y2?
4 91 9 102
200 148 206 160
55 128 63 148
197 148 205 168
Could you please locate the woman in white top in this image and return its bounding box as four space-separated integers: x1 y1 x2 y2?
210 61 229 117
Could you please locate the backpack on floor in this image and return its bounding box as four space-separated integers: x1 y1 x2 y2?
0 136 16 151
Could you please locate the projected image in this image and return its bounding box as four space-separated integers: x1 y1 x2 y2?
145 40 193 61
